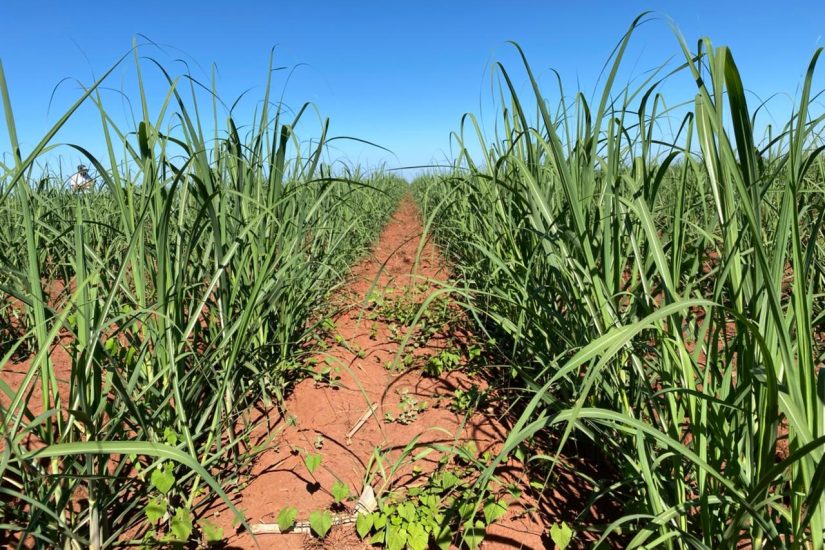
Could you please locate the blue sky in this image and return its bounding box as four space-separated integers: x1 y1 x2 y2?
1 1 824 176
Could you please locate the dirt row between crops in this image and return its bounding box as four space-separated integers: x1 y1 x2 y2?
208 197 550 549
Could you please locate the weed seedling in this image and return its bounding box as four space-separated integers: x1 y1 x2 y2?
424 348 461 377
384 390 428 425
358 456 511 550
450 385 486 414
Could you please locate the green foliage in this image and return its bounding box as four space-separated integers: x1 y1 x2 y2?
461 520 486 549
0 48 404 547
200 519 224 544
312 361 341 387
149 462 175 495
370 287 458 353
482 499 507 524
169 508 193 542
384 390 428 425
449 385 485 414
415 16 825 548
308 510 333 538
331 480 351 503
356 512 374 538
277 506 298 532
304 452 322 476
357 461 509 550
549 522 574 549
424 349 461 377
144 496 166 524
162 428 178 447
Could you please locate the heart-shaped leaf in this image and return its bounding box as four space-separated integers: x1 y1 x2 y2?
309 510 332 538
277 506 298 532
457 499 476 522
435 523 452 550
200 519 224 543
304 452 322 475
407 521 429 550
170 507 193 542
399 502 416 523
356 512 373 539
331 480 350 503
483 499 508 524
461 520 486 550
163 427 178 446
150 463 175 494
386 524 408 550
144 496 166 524
549 522 574 549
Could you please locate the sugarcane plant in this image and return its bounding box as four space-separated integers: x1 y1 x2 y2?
0 45 403 548
415 14 825 548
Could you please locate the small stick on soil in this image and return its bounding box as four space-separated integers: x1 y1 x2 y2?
345 403 377 444
249 515 354 535
247 486 376 535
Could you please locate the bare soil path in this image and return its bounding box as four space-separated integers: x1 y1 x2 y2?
210 197 547 549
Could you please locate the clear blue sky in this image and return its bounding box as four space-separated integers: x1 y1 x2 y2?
1 1 823 176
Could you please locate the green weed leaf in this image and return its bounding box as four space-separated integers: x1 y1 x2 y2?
331 480 350 503
356 512 373 539
549 522 573 549
144 496 166 524
458 499 476 522
309 510 332 538
435 523 452 550
386 524 408 550
438 471 460 490
399 501 416 522
304 452 322 475
170 507 193 542
163 427 178 446
407 521 429 550
483 499 508 524
277 506 298 532
150 462 175 494
373 511 387 530
461 520 486 549
200 519 224 543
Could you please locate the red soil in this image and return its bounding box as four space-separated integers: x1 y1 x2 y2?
0 336 73 448
0 278 74 422
206 198 548 549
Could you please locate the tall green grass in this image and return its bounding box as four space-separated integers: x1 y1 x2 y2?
416 15 825 548
0 49 403 548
